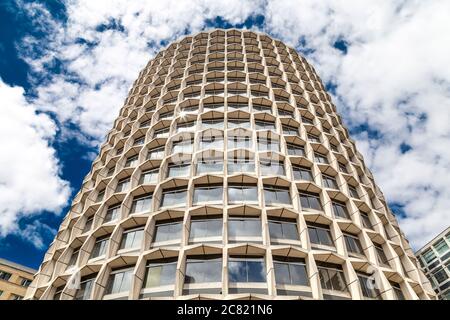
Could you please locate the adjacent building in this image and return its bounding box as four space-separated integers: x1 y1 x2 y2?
416 226 450 300
0 258 36 300
26 29 435 300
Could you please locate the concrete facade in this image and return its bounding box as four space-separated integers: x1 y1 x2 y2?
26 29 434 300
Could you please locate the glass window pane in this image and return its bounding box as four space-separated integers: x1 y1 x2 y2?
290 264 309 286
75 279 94 300
317 228 333 246
308 228 319 244
434 239 449 255
282 223 299 240
228 218 261 237
145 261 176 288
185 257 222 283
228 260 247 282
274 262 290 284
247 260 266 282
268 222 283 239
161 189 187 207
154 221 182 242
329 269 346 292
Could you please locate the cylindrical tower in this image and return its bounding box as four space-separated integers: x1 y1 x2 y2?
26 29 435 300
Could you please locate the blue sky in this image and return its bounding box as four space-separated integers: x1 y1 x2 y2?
1 0 449 270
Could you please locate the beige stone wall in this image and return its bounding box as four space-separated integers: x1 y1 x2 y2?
0 262 35 300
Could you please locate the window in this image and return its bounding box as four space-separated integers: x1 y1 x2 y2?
260 160 285 176
358 273 380 299
196 157 223 174
10 294 23 300
374 244 389 267
329 143 339 153
286 143 305 156
338 162 348 173
172 139 194 154
228 217 261 238
301 116 314 125
107 166 115 177
344 233 364 255
159 111 174 119
83 216 94 233
331 201 350 219
317 262 348 293
91 237 109 259
229 256 266 283
105 268 133 295
348 185 359 198
120 227 144 250
144 258 177 288
201 118 224 129
422 249 437 264
268 217 299 241
75 276 95 300
293 165 313 181
360 212 373 230
274 256 308 286
432 267 448 284
134 136 145 146
278 109 293 117
282 125 298 136
168 162 190 177
390 282 405 300
314 152 328 164
434 239 449 256
200 135 224 150
147 146 165 159
154 127 170 138
160 188 187 208
177 121 196 133
104 205 121 223
322 174 338 189
0 271 12 281
140 119 150 128
228 135 252 149
227 103 248 111
189 216 222 240
307 134 320 143
116 178 131 193
308 223 334 248
185 255 222 283
20 278 32 287
257 137 279 152
125 155 138 167
193 184 223 204
227 158 255 174
255 120 275 130
228 184 258 203
96 189 105 202
228 118 251 129
153 219 183 243
53 286 64 300
300 192 322 211
0 290 2 297
140 168 159 184
67 249 79 269
264 186 291 206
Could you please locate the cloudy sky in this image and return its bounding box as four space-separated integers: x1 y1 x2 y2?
1 0 449 269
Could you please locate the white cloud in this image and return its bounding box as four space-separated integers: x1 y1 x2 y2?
0 79 71 244
264 0 450 248
10 0 450 249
